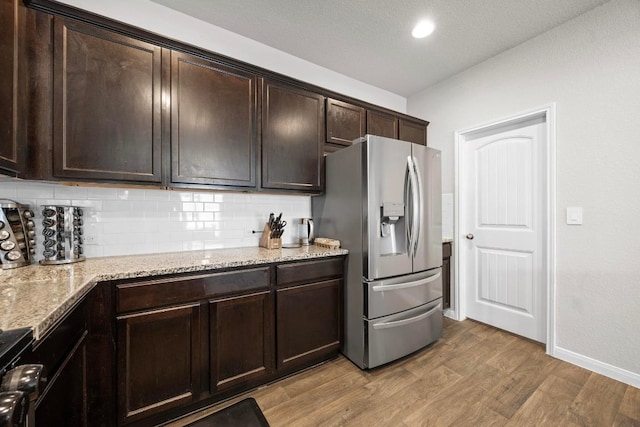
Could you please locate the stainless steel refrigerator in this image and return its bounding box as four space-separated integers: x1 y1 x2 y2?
313 135 442 369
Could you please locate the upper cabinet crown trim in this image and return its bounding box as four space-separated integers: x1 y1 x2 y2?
24 0 428 124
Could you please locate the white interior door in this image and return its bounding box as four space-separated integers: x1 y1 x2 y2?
461 117 547 343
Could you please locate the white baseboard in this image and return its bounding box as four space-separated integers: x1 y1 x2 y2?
553 346 640 388
443 308 462 321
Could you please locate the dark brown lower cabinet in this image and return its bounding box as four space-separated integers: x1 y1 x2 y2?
442 242 452 309
210 291 274 392
117 303 202 425
84 256 343 426
25 298 89 427
275 258 343 373
34 330 88 426
276 279 342 371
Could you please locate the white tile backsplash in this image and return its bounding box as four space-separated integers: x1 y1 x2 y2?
1 178 311 260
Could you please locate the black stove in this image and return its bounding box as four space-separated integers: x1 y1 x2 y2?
0 328 32 375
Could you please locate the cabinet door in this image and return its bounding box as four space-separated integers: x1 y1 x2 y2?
171 51 258 188
34 331 89 427
366 110 398 139
210 292 274 392
277 279 342 371
0 0 22 175
326 98 365 146
117 304 201 425
262 80 324 191
53 18 162 183
399 118 427 145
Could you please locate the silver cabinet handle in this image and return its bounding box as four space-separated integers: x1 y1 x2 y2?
466 233 474 240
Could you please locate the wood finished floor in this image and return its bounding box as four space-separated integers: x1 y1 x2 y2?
171 318 640 427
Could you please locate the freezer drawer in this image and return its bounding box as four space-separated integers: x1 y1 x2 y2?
365 268 442 319
365 298 442 368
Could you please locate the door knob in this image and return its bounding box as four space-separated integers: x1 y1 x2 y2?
466 233 474 240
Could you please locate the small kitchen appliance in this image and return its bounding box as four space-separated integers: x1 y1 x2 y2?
0 200 36 269
298 218 314 246
39 205 85 265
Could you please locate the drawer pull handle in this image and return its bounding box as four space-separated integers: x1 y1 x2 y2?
372 303 440 330
372 272 441 292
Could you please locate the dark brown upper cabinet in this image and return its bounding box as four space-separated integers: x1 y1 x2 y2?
170 51 258 189
20 1 429 191
399 118 427 146
326 98 365 146
0 0 24 176
262 79 324 192
366 110 399 139
52 17 162 183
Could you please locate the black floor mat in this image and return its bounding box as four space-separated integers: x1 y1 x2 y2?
186 398 270 427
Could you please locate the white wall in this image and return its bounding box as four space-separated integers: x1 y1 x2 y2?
1 179 310 258
54 0 406 113
407 0 640 383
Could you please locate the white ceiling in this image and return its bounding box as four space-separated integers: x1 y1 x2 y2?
150 0 609 97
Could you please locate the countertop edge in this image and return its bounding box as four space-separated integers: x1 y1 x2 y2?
5 248 349 341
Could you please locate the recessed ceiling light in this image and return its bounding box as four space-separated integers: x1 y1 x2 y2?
412 20 435 39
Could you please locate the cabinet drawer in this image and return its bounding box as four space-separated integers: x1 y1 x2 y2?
276 257 344 287
117 267 270 313
366 299 442 369
365 269 442 319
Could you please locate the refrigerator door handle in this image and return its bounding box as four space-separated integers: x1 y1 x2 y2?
405 156 414 256
371 271 441 292
407 156 419 257
412 156 423 256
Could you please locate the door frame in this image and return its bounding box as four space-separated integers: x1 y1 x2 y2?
453 103 556 354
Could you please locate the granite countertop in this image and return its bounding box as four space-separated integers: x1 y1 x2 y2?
0 246 348 340
442 237 453 243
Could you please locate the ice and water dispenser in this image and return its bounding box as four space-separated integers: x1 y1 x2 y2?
379 202 406 256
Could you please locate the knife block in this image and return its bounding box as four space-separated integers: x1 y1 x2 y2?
259 223 281 249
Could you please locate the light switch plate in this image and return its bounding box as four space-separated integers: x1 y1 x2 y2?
566 207 583 225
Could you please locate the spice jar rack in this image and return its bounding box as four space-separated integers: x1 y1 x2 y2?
0 200 36 269
40 205 85 265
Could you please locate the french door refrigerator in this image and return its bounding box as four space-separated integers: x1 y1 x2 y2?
313 135 442 369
